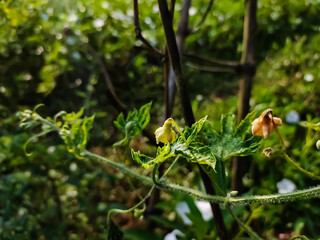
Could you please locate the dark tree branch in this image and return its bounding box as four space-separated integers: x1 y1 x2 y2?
193 0 215 30
169 0 176 18
157 0 194 126
231 0 257 193
184 52 240 67
157 1 228 239
166 0 193 121
186 62 236 73
133 0 164 58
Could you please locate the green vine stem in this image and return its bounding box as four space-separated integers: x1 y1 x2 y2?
226 206 262 240
83 151 320 206
274 125 320 181
283 153 320 181
106 185 155 236
106 156 180 234
233 206 260 239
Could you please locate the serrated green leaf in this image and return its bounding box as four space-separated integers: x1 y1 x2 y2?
113 113 126 132
114 102 152 147
131 146 174 169
204 112 261 161
132 141 216 170
132 116 216 170
236 111 257 138
172 142 216 170
138 101 152 129
185 116 207 145
106 219 123 240
59 111 94 157
131 150 154 168
125 121 140 139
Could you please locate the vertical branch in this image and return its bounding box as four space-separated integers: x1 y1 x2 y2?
232 0 257 192
157 0 194 126
167 0 191 118
193 0 215 30
164 0 175 120
238 0 257 120
157 1 228 239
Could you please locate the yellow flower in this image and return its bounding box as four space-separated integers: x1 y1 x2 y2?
252 109 282 139
154 118 177 144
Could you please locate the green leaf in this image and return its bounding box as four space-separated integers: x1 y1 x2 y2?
185 116 207 145
131 149 156 168
113 113 126 132
172 142 216 170
113 102 152 147
106 219 123 240
204 112 261 161
59 109 94 157
132 116 216 170
299 121 320 131
138 101 152 130
132 142 216 170
131 145 174 169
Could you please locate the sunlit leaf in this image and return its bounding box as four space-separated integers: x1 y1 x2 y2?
132 116 216 170
184 116 207 145
204 112 261 161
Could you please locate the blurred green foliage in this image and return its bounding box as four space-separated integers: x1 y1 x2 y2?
1 0 320 239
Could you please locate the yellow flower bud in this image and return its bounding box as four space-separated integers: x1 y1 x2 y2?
252 109 282 138
154 118 177 144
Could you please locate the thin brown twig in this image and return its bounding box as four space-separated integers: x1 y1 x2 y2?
133 0 164 58
186 62 236 73
184 52 240 66
193 0 215 30
86 44 127 113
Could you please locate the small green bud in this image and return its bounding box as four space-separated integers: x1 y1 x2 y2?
316 140 320 150
228 191 238 197
125 121 136 133
133 208 144 219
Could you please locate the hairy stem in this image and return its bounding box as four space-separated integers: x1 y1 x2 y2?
83 151 320 206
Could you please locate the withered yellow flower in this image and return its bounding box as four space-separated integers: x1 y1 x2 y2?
154 118 177 144
252 109 282 139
